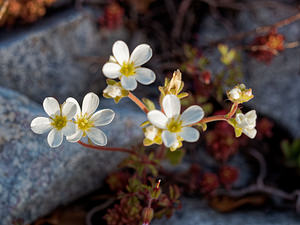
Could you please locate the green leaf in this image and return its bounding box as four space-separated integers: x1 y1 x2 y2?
177 92 189 99
106 79 117 85
234 127 243 138
142 98 156 111
166 149 185 165
202 103 213 115
140 120 150 127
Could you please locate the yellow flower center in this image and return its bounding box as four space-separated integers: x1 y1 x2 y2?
166 117 182 133
120 62 135 77
76 114 94 133
51 115 67 130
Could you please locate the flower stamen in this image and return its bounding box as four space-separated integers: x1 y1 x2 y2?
120 61 135 77
76 114 94 133
166 117 182 133
51 115 67 130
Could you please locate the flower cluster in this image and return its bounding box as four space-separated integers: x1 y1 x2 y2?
31 92 115 148
30 40 258 155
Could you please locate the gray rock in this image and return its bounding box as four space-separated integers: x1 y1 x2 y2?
0 8 129 103
0 87 145 225
198 2 300 137
153 197 300 225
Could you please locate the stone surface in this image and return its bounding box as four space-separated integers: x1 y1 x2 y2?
198 2 300 137
0 87 146 225
0 8 128 103
153 197 300 225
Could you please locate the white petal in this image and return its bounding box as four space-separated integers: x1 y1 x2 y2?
229 88 241 99
162 130 177 147
179 127 200 142
86 127 107 146
47 129 63 148
102 62 122 79
130 44 152 66
147 110 168 129
67 129 83 142
82 92 99 116
246 110 257 123
121 76 137 91
235 113 246 126
62 102 77 119
112 40 130 65
109 55 117 63
66 97 81 118
163 94 181 118
236 113 253 129
62 121 76 136
43 97 60 117
31 117 52 134
90 109 115 126
135 68 156 85
243 128 257 139
181 105 204 126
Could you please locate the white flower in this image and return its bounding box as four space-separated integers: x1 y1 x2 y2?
103 85 122 98
147 94 204 148
31 97 77 148
235 110 257 139
228 87 241 100
66 92 115 146
102 40 155 91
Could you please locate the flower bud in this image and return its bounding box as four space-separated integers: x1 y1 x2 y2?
227 84 254 103
142 207 154 225
103 79 129 103
168 69 183 95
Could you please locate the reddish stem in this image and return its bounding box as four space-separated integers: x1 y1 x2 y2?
128 92 149 114
198 115 228 124
191 103 239 125
226 102 239 118
77 140 136 155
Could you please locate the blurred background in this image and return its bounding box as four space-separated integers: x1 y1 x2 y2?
0 0 300 224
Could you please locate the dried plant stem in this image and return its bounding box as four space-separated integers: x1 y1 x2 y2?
172 0 193 39
128 92 149 113
207 12 300 47
285 41 299 49
217 149 300 209
77 140 136 155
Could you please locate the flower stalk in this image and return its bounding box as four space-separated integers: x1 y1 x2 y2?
128 92 149 113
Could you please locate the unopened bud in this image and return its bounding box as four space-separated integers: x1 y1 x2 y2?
142 207 154 225
151 179 162 199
